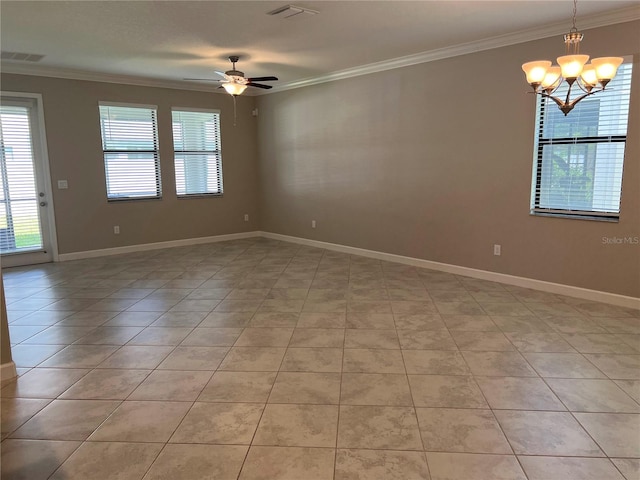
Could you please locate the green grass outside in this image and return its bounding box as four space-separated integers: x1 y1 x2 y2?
0 212 42 250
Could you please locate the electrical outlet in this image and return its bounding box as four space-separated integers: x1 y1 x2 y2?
493 244 501 256
244 214 249 222
114 225 120 235
311 220 316 228
57 180 68 189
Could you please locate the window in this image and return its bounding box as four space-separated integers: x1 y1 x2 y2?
531 62 632 220
172 109 223 197
99 103 161 200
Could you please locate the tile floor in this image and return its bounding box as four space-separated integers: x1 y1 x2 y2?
1 238 639 480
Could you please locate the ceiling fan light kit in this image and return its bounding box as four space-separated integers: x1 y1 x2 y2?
521 0 623 115
184 55 279 97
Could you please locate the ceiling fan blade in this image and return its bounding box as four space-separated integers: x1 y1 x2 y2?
184 78 223 82
247 83 273 89
214 71 227 77
247 76 278 82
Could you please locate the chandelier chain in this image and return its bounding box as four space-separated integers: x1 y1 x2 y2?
570 0 578 32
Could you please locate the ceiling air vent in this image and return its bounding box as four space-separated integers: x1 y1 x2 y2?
1 51 45 62
267 5 318 18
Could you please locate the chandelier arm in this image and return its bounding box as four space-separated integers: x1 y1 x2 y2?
540 92 567 110
567 90 597 108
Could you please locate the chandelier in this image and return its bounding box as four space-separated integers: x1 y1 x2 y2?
521 0 623 115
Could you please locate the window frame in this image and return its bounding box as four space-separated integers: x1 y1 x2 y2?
98 102 162 202
529 61 632 222
171 107 223 199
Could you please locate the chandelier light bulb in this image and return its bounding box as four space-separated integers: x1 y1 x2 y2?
541 66 562 89
591 57 624 81
557 54 589 79
522 60 552 85
580 65 598 87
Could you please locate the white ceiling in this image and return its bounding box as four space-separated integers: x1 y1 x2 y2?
1 1 638 94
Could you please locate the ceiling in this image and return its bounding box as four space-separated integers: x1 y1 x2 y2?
1 1 638 94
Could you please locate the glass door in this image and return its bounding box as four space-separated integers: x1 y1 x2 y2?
0 96 55 267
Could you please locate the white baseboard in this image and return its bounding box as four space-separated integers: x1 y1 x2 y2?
259 231 640 310
57 231 260 262
1 361 17 381
51 228 638 309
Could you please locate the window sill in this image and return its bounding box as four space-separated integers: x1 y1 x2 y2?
530 210 619 223
177 194 223 199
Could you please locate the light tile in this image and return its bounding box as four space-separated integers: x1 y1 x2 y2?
547 378 640 412
461 351 538 377
11 399 119 440
219 347 286 371
506 332 575 352
10 345 66 368
50 441 162 480
239 446 335 480
281 348 343 372
128 327 193 346
343 348 405 373
1 398 52 434
341 373 412 406
611 458 640 480
451 331 515 351
615 379 640 403
157 346 228 370
254 404 338 447
426 452 526 480
584 354 640 379
143 444 248 480
39 345 120 368
574 413 640 457
89 400 191 442
335 449 430 480
344 329 399 349
476 376 565 410
495 410 604 456
129 370 212 401
338 405 422 450
519 456 626 480
289 328 345 347
269 372 340 404
171 402 264 444
416 408 512 453
199 371 277 403
397 329 457 350
1 368 89 398
59 369 150 399
408 375 487 408
524 352 606 378
402 350 469 375
235 327 294 347
96 345 173 369
0 439 80 480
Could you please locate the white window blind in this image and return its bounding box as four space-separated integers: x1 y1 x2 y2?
531 63 632 220
0 104 43 253
172 109 223 197
99 103 161 200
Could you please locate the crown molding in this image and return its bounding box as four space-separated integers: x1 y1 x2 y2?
1 7 638 95
271 7 640 93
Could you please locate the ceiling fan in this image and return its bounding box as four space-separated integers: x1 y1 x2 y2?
185 55 278 96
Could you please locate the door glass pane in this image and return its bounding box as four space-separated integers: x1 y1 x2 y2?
0 105 43 253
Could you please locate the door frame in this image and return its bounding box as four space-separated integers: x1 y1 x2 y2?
0 91 58 266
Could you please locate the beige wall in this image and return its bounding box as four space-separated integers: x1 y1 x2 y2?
1 74 259 254
256 21 640 297
1 276 11 365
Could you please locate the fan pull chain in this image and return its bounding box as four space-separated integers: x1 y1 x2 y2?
233 94 238 127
